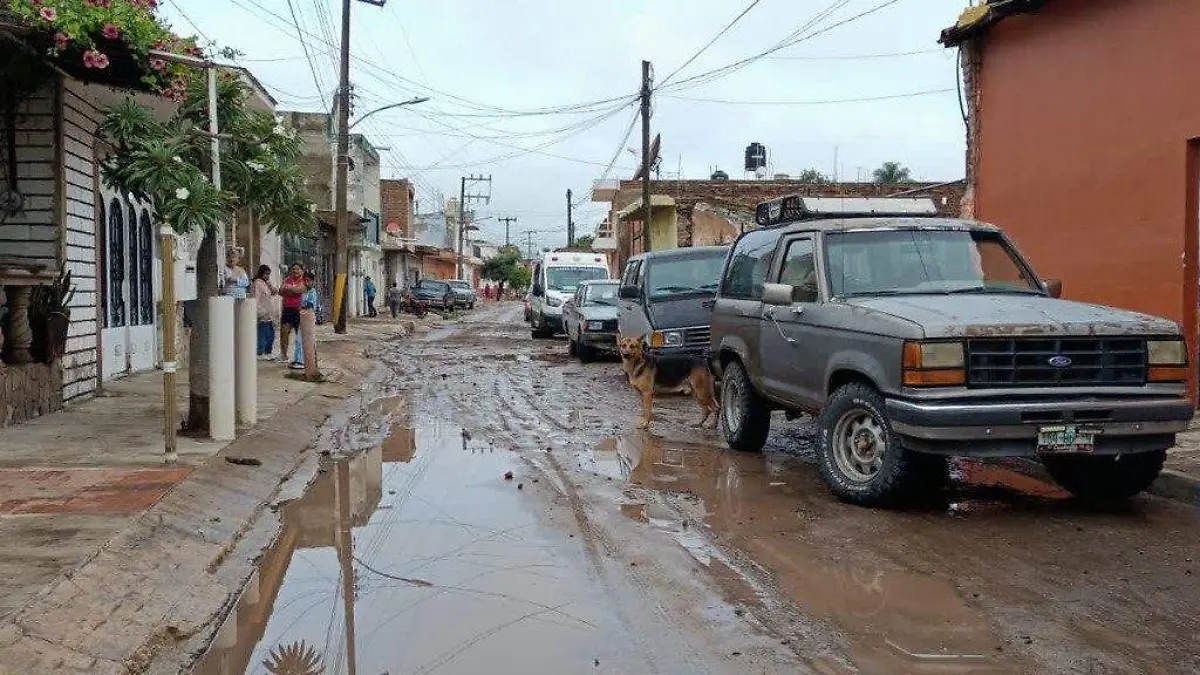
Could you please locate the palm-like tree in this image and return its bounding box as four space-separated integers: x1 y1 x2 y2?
262 641 325 675
872 161 913 184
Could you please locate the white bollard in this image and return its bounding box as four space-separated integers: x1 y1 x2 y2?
234 298 258 426
208 296 236 441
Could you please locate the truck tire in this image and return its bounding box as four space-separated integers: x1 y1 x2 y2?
719 360 770 453
818 383 938 507
1042 451 1165 502
577 341 596 363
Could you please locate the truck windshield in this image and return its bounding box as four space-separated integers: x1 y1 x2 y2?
825 229 1041 297
546 266 608 292
648 252 727 299
583 283 619 306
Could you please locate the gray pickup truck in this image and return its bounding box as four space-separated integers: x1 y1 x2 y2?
709 196 1193 507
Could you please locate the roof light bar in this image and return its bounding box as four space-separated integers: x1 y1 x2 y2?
754 196 939 228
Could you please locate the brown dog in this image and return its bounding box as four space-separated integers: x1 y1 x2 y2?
618 336 719 430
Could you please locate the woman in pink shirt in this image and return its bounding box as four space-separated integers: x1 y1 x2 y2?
278 264 306 362
253 265 277 359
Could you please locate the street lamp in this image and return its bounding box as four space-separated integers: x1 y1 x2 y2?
348 96 430 130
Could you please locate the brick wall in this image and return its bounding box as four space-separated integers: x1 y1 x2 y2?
380 179 414 238
612 179 964 216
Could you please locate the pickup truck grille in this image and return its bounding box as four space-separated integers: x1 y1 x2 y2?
600 319 618 332
683 326 711 347
966 337 1146 388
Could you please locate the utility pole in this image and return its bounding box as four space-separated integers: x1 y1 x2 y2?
456 174 491 279
332 0 387 334
497 217 517 247
521 230 537 260
566 189 574 248
640 60 653 255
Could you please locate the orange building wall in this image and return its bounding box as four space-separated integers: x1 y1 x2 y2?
974 0 1200 394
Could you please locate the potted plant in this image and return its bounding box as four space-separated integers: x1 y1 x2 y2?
29 266 73 363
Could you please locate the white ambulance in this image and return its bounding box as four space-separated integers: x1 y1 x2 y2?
529 250 611 338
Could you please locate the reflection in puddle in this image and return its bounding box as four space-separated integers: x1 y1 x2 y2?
590 434 1023 675
194 424 631 675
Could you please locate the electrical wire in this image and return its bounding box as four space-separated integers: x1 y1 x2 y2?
286 0 329 108
224 0 640 119
660 87 955 105
769 47 942 60
659 0 767 88
661 0 906 93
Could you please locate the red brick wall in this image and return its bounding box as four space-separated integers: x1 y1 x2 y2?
380 179 414 238
612 180 963 216
972 0 1200 398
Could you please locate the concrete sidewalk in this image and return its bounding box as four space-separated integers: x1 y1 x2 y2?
0 317 413 674
1153 417 1200 503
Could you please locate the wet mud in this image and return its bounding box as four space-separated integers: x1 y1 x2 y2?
193 304 1200 675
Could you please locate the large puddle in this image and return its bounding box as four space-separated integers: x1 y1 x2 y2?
584 434 1050 674
193 423 635 675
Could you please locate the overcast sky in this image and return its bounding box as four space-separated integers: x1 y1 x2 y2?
160 0 969 250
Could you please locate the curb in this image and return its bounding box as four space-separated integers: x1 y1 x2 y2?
1148 468 1200 504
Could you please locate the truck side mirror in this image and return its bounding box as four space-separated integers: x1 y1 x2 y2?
619 285 641 300
1043 278 1063 298
762 283 794 306
532 283 544 297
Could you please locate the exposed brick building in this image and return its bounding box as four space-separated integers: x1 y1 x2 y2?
593 179 965 269
940 0 1200 398
380 179 415 239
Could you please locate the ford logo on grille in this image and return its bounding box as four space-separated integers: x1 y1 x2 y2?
1048 355 1073 368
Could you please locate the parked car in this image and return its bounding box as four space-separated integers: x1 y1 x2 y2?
406 279 454 312
530 251 611 338
563 280 621 361
709 195 1192 507
618 246 729 364
447 279 476 309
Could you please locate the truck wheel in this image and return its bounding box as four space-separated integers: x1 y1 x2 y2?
818 383 935 507
577 341 596 363
1042 451 1165 502
719 360 770 453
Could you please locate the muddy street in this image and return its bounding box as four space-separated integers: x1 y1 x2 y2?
197 303 1200 675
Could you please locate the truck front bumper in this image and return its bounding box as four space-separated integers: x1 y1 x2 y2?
886 395 1193 457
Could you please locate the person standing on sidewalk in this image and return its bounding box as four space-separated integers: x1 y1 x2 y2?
364 274 378 317
223 248 250 299
292 272 320 370
387 282 403 318
279 263 306 362
253 265 277 360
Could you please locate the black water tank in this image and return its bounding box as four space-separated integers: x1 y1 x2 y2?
744 143 767 172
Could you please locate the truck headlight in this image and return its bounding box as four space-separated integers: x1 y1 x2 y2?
545 296 563 308
648 331 684 348
902 341 966 387
586 320 606 331
1148 339 1188 383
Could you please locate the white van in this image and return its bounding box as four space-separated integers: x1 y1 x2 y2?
529 251 611 338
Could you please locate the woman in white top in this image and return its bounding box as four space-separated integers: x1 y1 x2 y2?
223 248 250 300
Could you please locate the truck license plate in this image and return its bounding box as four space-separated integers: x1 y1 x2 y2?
1037 425 1097 453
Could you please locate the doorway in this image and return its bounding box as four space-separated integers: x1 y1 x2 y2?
99 185 157 379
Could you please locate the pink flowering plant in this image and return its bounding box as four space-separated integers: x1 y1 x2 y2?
5 0 196 95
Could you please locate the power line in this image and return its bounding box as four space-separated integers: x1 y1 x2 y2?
659 0 767 88
660 87 955 106
769 47 942 61
662 0 905 93
224 0 639 119
286 0 329 108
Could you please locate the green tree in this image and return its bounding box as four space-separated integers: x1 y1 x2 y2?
480 249 521 285
572 234 595 249
510 265 532 291
797 168 829 184
100 70 313 432
872 161 913 184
